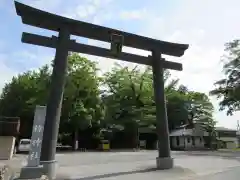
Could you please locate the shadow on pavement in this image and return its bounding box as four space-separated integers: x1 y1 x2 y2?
57 166 194 180
73 168 157 180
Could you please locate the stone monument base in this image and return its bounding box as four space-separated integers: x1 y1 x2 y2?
18 165 43 179
156 157 173 170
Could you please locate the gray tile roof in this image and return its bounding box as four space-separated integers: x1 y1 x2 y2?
215 126 237 132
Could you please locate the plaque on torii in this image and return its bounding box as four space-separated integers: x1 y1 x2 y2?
14 1 188 178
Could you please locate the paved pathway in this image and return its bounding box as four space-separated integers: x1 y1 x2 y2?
1 150 240 179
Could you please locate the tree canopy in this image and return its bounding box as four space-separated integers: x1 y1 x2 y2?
0 53 216 149
210 40 240 115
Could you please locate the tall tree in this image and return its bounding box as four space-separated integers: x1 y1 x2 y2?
61 53 104 150
210 40 240 115
103 64 154 148
103 63 191 147
187 92 215 126
0 53 104 148
0 65 51 138
187 91 216 147
166 89 189 130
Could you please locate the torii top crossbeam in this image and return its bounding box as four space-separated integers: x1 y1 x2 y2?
15 1 188 57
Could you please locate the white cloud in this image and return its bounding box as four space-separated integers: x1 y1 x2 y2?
135 0 240 129
0 54 18 93
18 0 62 11
76 5 96 19
0 47 54 93
13 50 38 60
92 12 113 24
119 9 147 20
63 0 113 21
64 4 96 19
0 43 16 91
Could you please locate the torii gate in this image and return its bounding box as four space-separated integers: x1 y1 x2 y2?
14 1 188 179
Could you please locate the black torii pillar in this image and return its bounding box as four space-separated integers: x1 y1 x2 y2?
39 28 70 178
151 51 172 168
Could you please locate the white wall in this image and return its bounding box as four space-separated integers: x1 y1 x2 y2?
171 136 205 149
217 137 238 149
171 136 185 149
226 142 237 149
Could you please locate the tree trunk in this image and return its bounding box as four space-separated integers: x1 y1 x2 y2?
136 126 139 149
73 128 79 151
131 122 139 149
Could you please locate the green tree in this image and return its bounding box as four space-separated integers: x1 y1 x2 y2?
0 54 104 149
103 64 191 148
166 89 189 130
103 64 154 148
210 40 240 115
188 92 214 124
60 53 104 150
187 91 216 147
0 65 51 138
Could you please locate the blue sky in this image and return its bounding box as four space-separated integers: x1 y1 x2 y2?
0 0 240 129
0 0 180 72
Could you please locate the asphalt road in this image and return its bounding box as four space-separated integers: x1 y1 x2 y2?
1 150 240 179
